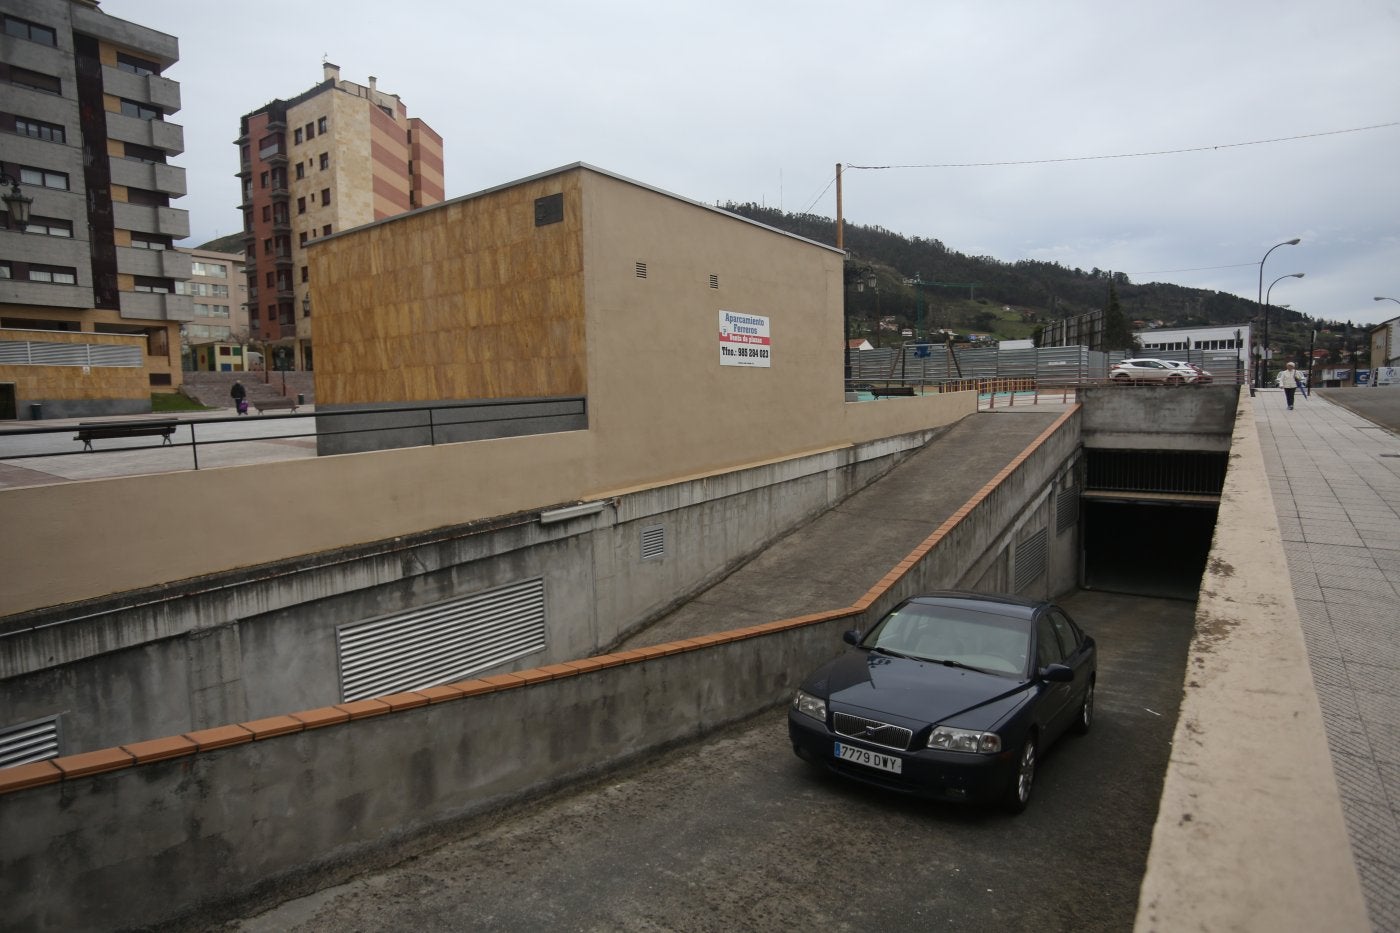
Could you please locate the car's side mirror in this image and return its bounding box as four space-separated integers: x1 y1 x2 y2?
843 629 862 646
1040 663 1074 683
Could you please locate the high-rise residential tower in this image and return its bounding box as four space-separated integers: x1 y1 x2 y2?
237 64 444 371
0 0 190 417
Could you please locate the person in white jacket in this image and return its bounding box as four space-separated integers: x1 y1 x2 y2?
1277 362 1303 410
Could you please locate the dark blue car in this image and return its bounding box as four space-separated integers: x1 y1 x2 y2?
788 592 1096 813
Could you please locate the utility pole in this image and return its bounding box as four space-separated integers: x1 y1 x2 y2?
835 163 843 250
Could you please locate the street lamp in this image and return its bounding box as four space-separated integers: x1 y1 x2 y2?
1376 296 1400 307
1262 273 1304 385
1257 238 1300 388
0 169 34 232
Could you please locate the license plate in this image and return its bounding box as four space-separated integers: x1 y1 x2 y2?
834 741 902 774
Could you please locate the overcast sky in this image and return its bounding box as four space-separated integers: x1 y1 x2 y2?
104 0 1400 326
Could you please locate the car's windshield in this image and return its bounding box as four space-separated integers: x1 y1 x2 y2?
862 602 1030 675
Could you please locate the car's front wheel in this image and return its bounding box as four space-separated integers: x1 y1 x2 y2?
1003 734 1037 813
1072 678 1095 735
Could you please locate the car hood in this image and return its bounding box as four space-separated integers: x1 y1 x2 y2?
806 649 1029 727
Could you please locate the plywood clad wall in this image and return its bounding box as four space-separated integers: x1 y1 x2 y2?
309 172 586 405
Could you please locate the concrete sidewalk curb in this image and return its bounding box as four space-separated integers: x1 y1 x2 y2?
1133 389 1369 932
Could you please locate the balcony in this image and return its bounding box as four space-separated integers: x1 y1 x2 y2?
108 158 187 198
111 202 191 240
116 245 191 280
105 111 185 157
118 290 193 322
101 66 181 115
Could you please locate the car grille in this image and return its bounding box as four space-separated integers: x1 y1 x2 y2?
833 712 913 751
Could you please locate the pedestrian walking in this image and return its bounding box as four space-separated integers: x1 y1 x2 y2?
230 379 248 416
1277 362 1303 410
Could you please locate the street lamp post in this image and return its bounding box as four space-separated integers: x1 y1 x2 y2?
1257 238 1301 388
1376 296 1400 307
1262 273 1304 386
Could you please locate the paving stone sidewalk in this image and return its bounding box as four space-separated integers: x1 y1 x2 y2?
1257 386 1400 932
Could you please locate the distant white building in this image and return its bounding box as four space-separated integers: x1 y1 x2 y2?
1134 323 1252 356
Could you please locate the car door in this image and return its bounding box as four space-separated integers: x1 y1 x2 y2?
1033 614 1074 738
1047 609 1093 729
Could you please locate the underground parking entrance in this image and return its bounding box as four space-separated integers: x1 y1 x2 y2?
1080 448 1227 600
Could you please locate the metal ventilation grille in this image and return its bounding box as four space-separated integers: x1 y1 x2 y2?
1057 484 1079 534
641 525 665 561
1014 528 1048 591
336 578 546 702
635 261 647 278
0 716 60 769
709 274 719 289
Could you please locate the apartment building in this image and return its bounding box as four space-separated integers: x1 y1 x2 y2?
238 63 444 372
0 0 191 418
177 246 249 371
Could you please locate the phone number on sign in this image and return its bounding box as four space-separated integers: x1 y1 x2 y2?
733 348 769 359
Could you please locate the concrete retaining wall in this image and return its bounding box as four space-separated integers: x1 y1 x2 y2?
0 410 1081 932
1080 384 1238 451
0 429 949 757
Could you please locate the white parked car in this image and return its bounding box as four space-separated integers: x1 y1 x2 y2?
1109 358 1201 385
1161 360 1212 384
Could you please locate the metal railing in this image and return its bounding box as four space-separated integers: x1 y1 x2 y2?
0 397 588 475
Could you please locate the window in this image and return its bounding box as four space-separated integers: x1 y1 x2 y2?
261 205 271 222
1048 611 1080 656
297 196 306 215
125 188 169 208
116 53 161 76
190 262 228 278
300 266 308 282
1035 615 1066 667
319 152 329 171
8 67 61 95
133 276 173 293
317 116 327 134
263 238 272 256
19 167 68 190
305 122 314 140
29 265 78 285
3 15 57 46
120 99 163 121
123 143 166 164
294 127 303 145
260 171 269 189
295 163 305 180
131 232 171 250
299 232 308 246
320 188 331 206
23 216 72 238
14 117 65 143
0 262 10 279
265 273 274 288
322 224 331 236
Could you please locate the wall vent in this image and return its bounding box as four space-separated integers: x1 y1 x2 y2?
534 192 564 226
641 524 666 561
336 578 546 702
1014 528 1048 591
635 261 647 279
0 715 60 769
709 274 719 289
1056 484 1079 534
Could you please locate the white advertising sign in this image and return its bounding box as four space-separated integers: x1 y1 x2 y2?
718 311 771 367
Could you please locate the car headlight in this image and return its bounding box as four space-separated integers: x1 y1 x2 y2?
792 690 827 723
928 726 1001 753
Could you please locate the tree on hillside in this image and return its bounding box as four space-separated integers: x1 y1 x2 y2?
1102 283 1138 353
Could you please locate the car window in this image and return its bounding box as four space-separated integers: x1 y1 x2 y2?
1036 616 1065 667
1048 610 1078 656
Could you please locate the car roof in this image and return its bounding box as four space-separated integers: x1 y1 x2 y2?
902 590 1047 620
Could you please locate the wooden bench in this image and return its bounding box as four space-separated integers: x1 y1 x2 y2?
871 386 918 398
74 420 177 451
253 397 299 414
